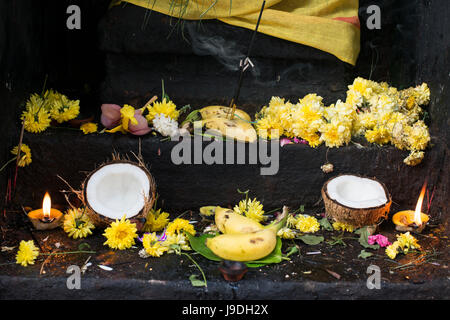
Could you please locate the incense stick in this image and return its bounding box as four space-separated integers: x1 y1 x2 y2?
228 0 266 120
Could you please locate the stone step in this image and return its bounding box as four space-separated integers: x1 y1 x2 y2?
15 129 446 214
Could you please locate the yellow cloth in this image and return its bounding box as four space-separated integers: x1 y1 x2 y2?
115 0 360 65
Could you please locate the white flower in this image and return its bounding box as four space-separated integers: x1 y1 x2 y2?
153 113 180 138
138 248 150 259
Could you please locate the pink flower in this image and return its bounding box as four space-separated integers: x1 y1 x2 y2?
280 138 293 147
128 109 151 136
101 104 151 135
368 234 391 247
101 104 121 129
293 137 308 145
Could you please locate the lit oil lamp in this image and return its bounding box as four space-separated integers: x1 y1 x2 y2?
392 182 430 233
27 192 64 230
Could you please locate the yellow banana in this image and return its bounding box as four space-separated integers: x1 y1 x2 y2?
214 206 263 234
206 207 288 261
201 117 257 143
200 106 251 122
199 206 217 217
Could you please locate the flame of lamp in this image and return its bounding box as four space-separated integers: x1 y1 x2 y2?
392 182 429 233
27 192 63 230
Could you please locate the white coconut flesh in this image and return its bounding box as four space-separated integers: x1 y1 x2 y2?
326 175 388 209
86 163 150 219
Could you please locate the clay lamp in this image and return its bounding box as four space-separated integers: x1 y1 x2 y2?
27 192 64 230
218 260 248 282
392 182 430 233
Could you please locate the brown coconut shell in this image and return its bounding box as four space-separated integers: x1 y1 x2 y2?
69 154 156 231
321 174 392 228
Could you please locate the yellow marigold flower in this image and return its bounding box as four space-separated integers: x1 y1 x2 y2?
414 83 430 105
406 96 416 109
21 95 52 133
80 122 97 134
403 150 425 166
396 232 421 253
119 104 138 132
374 94 397 113
302 133 322 148
365 126 391 145
142 232 168 257
43 89 64 110
234 198 265 223
103 216 138 250
353 112 376 135
296 215 320 233
277 227 297 239
164 233 191 252
63 208 95 239
319 121 351 148
16 240 39 267
345 90 363 107
286 215 298 228
406 121 430 151
10 144 32 167
143 208 170 233
166 218 196 236
146 98 179 122
385 242 400 260
50 95 80 123
269 96 286 108
332 221 355 233
256 116 283 139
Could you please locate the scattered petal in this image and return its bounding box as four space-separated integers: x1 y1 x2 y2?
98 265 113 271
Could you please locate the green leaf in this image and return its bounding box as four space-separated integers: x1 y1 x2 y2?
285 245 299 257
187 233 285 268
358 250 374 259
297 235 324 245
78 243 91 251
186 233 222 262
319 217 333 231
327 236 347 247
245 237 283 268
189 274 206 287
355 227 380 250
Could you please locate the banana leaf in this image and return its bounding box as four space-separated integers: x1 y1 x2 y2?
186 233 284 268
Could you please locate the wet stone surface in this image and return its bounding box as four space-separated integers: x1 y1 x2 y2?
1 207 448 300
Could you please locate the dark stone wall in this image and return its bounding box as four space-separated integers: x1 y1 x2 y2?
0 0 110 201
0 0 448 216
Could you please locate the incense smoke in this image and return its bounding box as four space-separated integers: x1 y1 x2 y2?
186 22 259 76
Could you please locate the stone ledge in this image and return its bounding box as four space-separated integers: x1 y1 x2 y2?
0 228 448 300
1 275 448 300
14 128 447 215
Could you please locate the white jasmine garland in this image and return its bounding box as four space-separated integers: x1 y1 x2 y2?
153 113 180 138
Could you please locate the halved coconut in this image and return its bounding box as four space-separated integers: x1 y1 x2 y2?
322 174 391 227
81 159 156 230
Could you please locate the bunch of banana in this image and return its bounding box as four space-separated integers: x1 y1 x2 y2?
196 106 257 143
205 206 288 262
